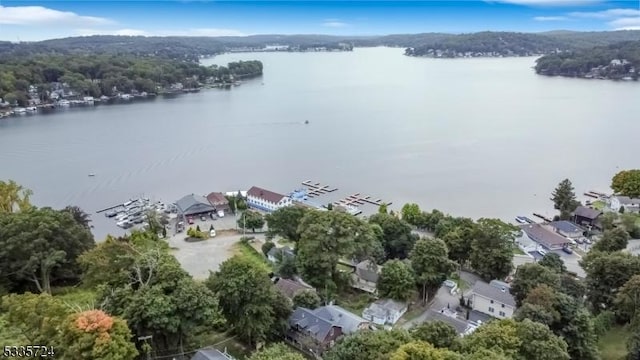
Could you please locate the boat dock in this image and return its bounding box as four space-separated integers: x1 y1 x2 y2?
584 192 599 198
96 203 125 214
334 193 391 208
532 213 553 222
301 180 338 198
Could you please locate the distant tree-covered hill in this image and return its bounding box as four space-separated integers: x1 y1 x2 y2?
535 40 640 80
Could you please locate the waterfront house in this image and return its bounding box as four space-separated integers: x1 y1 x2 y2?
175 194 216 220
191 348 235 360
362 299 407 326
267 246 295 263
351 260 379 294
609 196 640 213
469 280 516 319
519 223 573 250
246 186 293 212
548 221 584 239
273 277 315 300
206 192 231 212
572 206 603 229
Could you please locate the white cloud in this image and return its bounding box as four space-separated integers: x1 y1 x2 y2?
0 5 113 26
609 17 640 30
75 28 247 37
488 0 601 6
322 21 348 28
533 16 568 21
569 8 640 18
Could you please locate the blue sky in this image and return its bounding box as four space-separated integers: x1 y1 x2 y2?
0 0 639 41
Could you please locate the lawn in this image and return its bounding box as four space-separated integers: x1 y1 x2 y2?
233 241 272 272
599 325 631 360
592 200 606 211
335 289 375 314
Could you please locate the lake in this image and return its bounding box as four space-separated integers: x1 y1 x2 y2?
1 47 638 240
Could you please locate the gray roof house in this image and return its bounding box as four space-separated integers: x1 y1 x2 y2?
469 280 517 319
191 348 235 360
314 305 370 334
519 223 572 250
351 260 379 294
274 278 314 299
548 221 584 239
424 308 477 335
176 194 216 217
573 206 603 229
362 299 408 326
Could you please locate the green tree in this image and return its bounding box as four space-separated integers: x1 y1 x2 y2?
550 179 580 220
62 205 92 229
206 255 291 347
324 329 413 360
615 275 640 323
581 250 640 311
559 273 586 300
510 263 561 306
264 206 308 243
248 343 305 360
59 310 138 360
0 207 95 293
368 213 418 260
461 319 521 358
410 238 456 303
410 320 459 349
0 180 33 213
390 341 463 360
401 203 422 226
441 219 476 266
238 210 265 232
469 218 516 281
1 292 68 344
292 289 321 309
592 227 630 253
538 253 566 274
515 319 570 360
377 259 416 302
276 255 298 279
612 169 640 198
599 212 618 231
628 325 640 360
296 210 379 293
379 203 389 214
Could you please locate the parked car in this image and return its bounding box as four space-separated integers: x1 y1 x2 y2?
187 217 194 224
575 238 584 244
200 214 207 221
210 228 216 237
537 248 547 257
209 212 216 220
562 247 573 254
217 210 225 218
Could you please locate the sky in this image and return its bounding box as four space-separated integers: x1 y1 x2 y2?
0 0 639 41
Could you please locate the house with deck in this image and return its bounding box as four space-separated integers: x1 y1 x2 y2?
609 196 640 213
362 299 407 326
351 260 379 294
246 186 293 212
572 206 603 230
469 280 516 320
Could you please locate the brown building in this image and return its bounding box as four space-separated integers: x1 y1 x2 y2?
206 192 230 212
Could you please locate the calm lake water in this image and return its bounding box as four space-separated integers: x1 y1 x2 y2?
1 47 639 240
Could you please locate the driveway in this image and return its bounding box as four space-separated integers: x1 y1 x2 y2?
167 231 266 280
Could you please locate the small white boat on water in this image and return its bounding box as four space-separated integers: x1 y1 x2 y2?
26 106 37 112
88 173 96 177
57 100 71 107
14 107 27 114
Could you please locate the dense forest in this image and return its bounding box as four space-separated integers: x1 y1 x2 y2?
0 54 262 106
535 40 640 80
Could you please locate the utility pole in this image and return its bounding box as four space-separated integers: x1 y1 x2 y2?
138 335 153 360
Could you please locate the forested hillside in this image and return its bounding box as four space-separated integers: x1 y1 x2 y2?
535 41 640 80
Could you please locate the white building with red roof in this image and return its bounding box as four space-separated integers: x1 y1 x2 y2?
246 186 293 212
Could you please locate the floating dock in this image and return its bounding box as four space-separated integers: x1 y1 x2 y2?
584 192 599 199
532 213 553 223
301 180 338 198
335 193 392 207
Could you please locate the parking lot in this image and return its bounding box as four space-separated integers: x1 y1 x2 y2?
169 211 247 236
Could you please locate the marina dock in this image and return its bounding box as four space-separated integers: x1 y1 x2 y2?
334 193 391 208
532 213 553 222
301 180 338 198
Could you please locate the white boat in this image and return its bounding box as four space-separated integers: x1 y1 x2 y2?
119 94 133 100
57 100 71 107
25 106 37 112
14 107 27 114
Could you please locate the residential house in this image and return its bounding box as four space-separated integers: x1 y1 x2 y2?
609 196 640 213
573 206 603 229
548 221 584 239
206 192 231 212
519 223 573 250
267 246 295 263
175 194 216 219
469 280 516 319
351 260 379 294
287 305 369 355
191 348 235 360
273 278 315 300
246 186 293 212
362 299 407 326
